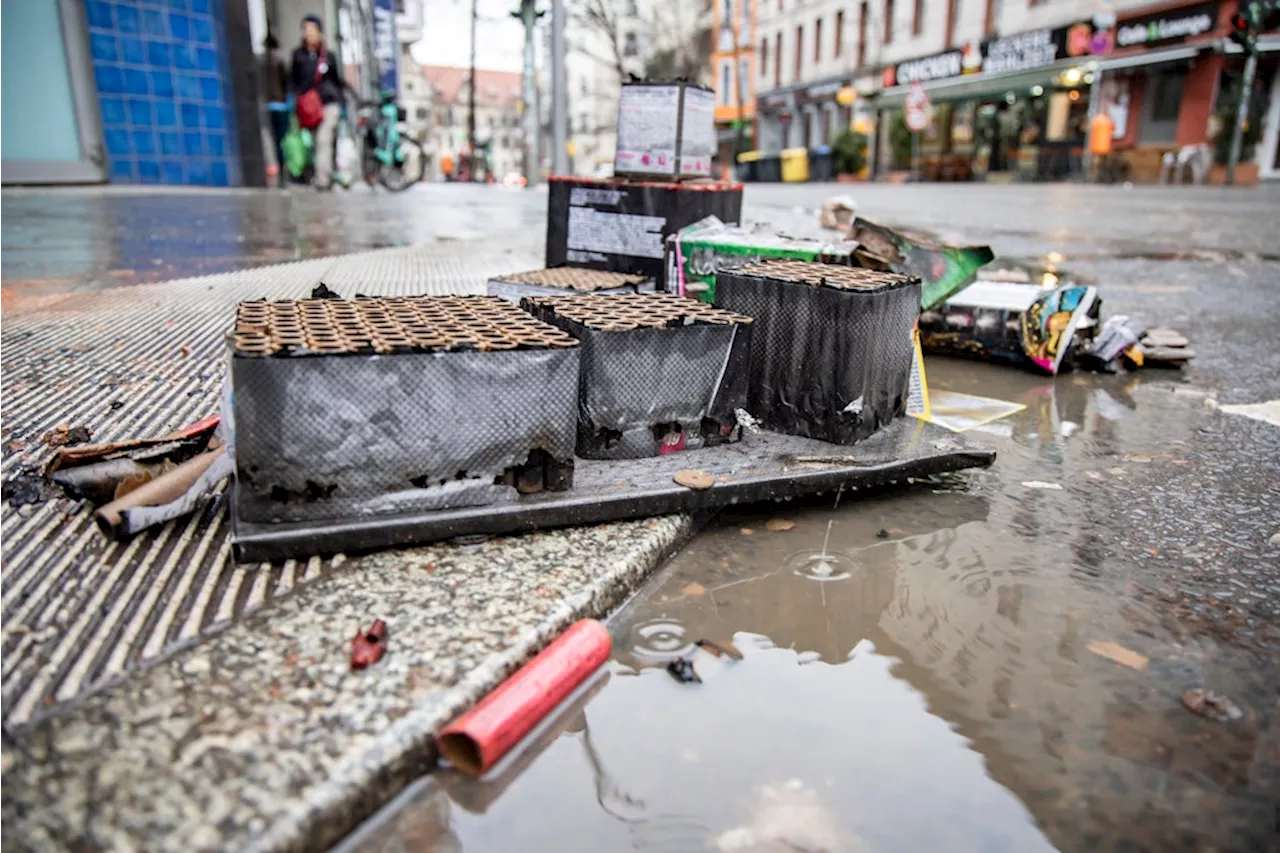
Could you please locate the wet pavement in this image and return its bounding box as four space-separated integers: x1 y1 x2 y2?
4 181 1280 852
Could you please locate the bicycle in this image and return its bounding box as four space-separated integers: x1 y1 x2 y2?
356 90 425 192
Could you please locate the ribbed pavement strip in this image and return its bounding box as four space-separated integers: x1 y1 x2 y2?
1 240 543 727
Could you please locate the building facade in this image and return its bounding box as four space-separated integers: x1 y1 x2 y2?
712 0 758 165
422 65 523 180
751 0 1279 181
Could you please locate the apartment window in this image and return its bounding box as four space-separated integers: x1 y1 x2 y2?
835 10 844 57
416 107 428 120
626 0 638 14
720 59 733 105
579 77 589 96
858 2 868 64
884 0 894 44
623 32 639 57
912 0 923 36
775 32 782 86
795 25 803 80
814 18 822 62
760 37 769 75
738 57 750 106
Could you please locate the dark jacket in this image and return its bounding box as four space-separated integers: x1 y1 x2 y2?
262 49 288 104
290 44 343 105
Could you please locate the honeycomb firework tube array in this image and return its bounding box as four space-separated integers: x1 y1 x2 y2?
229 295 581 524
520 293 755 460
713 259 922 445
490 267 651 291
231 295 579 357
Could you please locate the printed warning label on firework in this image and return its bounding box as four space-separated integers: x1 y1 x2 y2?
569 187 625 206
568 207 667 259
615 85 681 176
906 328 931 420
678 87 715 177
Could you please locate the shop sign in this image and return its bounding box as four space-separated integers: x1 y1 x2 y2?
805 81 844 100
1115 2 1217 48
984 28 1060 74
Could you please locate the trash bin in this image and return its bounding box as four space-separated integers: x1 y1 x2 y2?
736 150 763 182
757 154 783 182
781 148 810 183
809 146 834 182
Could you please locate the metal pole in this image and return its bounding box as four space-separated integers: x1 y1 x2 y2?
517 0 538 186
551 0 568 175
468 0 478 181
1083 63 1103 180
1226 50 1257 187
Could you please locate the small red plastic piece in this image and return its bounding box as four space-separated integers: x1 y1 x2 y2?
350 620 388 670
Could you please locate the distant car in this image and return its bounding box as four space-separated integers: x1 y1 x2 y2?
501 171 528 187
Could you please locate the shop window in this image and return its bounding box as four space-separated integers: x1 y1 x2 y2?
835 11 844 57
884 0 894 45
1140 68 1185 144
858 2 868 65
815 18 822 62
795 25 804 80
623 32 639 57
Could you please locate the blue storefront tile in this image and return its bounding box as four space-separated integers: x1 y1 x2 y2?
90 33 118 62
192 16 213 43
199 76 220 102
120 37 145 64
100 97 126 125
138 160 161 183
142 8 167 36
155 100 177 126
191 0 209 12
196 48 217 73
210 161 229 186
173 43 195 70
95 66 123 94
124 69 149 95
168 12 191 40
183 131 203 155
188 161 209 185
132 130 157 155
162 160 185 184
206 133 225 156
151 71 174 97
177 74 200 99
202 106 224 129
180 103 200 128
104 128 130 157
115 4 141 33
166 0 189 10
159 132 181 155
127 98 153 125
146 41 171 67
86 0 114 29
110 159 135 181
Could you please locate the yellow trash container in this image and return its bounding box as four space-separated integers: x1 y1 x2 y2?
781 147 810 183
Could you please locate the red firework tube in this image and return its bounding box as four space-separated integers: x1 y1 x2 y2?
438 619 612 775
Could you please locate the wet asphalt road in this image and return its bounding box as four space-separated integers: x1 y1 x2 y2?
5 181 1280 852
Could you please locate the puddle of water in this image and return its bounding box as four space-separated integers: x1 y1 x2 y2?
345 361 1277 853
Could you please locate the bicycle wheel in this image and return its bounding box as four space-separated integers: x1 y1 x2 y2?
378 138 425 192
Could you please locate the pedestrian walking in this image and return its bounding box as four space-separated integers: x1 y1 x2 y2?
261 31 290 188
290 14 344 189
1088 111 1115 183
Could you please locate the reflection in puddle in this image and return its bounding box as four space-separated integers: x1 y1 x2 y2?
786 548 857 582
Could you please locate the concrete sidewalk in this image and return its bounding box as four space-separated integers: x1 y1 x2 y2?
0 238 695 851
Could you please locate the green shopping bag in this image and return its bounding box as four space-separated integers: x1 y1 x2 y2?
281 116 310 180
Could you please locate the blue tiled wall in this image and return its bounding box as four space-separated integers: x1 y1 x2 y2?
85 0 241 185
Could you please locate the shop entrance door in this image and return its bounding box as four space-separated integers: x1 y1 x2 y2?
1 0 105 184
1260 68 1280 180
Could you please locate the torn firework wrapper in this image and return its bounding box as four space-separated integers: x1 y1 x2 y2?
351 620 388 670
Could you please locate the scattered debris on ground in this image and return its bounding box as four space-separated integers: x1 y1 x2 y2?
5 438 28 454
42 424 93 448
765 518 796 531
350 620 388 670
311 281 342 299
695 638 742 660
1181 688 1244 722
3 471 48 508
681 582 707 597
666 656 701 683
673 469 715 490
1022 481 1064 491
95 448 232 539
818 195 857 231
1218 400 1280 429
1087 640 1149 671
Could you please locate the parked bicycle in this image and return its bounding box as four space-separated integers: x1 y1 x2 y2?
357 90 425 191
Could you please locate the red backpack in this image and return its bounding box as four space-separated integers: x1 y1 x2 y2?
295 47 327 130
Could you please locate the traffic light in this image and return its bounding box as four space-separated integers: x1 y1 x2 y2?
1232 0 1280 52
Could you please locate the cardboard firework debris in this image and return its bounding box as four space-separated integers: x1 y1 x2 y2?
850 217 995 310
545 177 743 288
715 260 921 445
228 296 580 523
914 390 1026 433
95 448 233 539
487 267 655 303
521 293 753 459
613 81 715 180
919 280 1099 375
665 216 891 303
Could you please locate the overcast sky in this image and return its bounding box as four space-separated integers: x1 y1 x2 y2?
410 0 526 72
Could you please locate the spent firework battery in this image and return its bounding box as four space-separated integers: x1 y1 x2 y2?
486 267 655 303
714 260 922 445
229 296 580 524
521 293 754 460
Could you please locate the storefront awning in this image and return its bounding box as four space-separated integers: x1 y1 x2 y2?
1096 45 1199 71
877 57 1088 108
